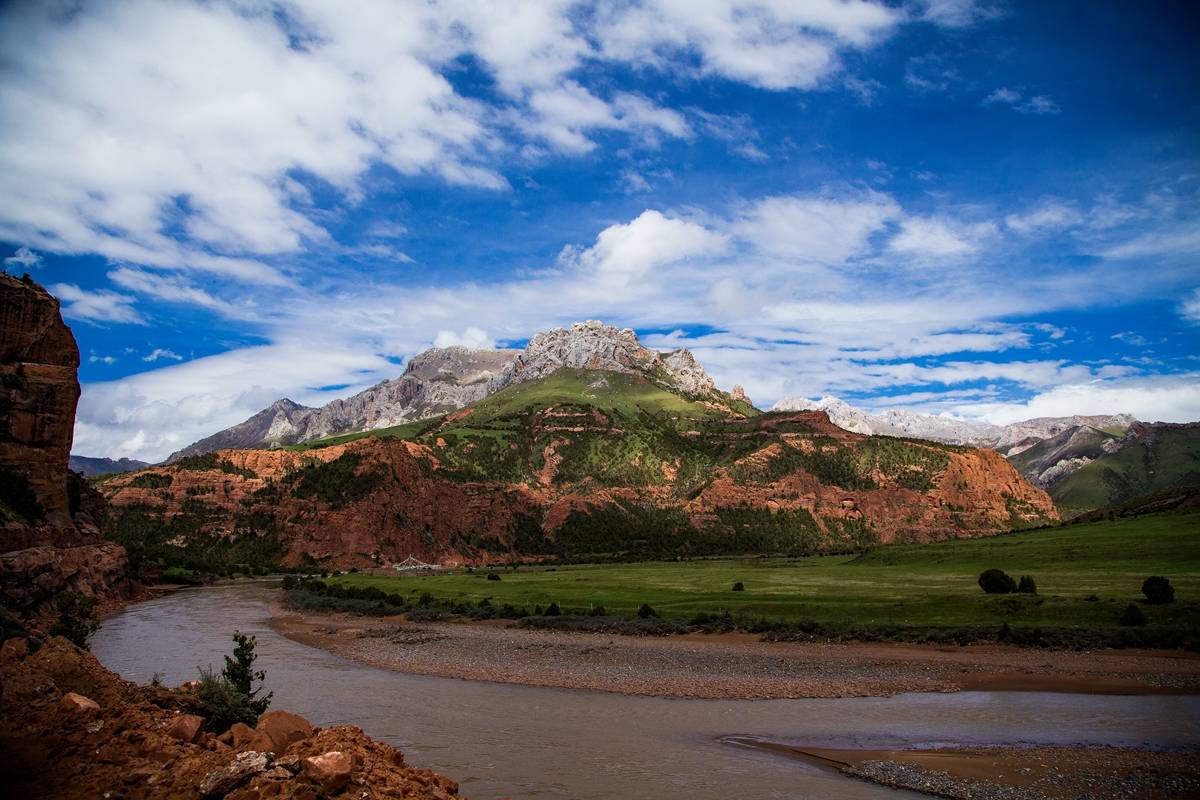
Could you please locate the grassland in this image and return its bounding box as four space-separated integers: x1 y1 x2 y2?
323 511 1200 635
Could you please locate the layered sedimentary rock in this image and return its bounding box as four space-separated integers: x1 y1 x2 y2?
0 274 130 619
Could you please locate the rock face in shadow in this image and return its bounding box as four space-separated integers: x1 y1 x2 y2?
0 274 130 621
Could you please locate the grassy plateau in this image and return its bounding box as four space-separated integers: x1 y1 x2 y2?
319 511 1200 638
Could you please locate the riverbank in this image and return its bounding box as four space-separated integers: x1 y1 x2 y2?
729 738 1200 800
271 603 1200 699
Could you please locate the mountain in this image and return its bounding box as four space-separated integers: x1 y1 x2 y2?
1006 425 1123 488
168 320 750 460
992 414 1137 456
1049 423 1200 516
166 346 519 461
99 364 1056 570
0 274 132 621
69 455 152 477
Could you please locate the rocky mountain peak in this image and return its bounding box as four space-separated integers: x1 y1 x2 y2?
496 320 716 397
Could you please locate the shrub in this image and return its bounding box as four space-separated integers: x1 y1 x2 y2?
487 573 501 581
1017 575 1037 595
637 603 657 619
545 602 561 616
48 591 98 649
978 568 1016 594
1142 576 1174 605
731 581 745 592
1119 603 1147 626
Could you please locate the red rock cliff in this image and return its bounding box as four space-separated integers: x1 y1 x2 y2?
0 273 130 621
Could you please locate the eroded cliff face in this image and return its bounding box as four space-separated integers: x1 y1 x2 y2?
100 403 1056 570
0 274 131 620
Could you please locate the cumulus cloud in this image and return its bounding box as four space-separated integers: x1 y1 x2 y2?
49 284 145 325
733 193 899 263
1183 289 1200 324
568 210 730 287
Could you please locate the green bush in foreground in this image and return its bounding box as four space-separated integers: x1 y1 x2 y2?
1142 576 1175 604
1018 575 1038 594
731 581 745 592
978 568 1017 594
638 603 657 619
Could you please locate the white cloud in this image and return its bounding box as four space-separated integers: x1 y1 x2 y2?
974 374 1200 425
1005 202 1083 235
570 210 730 286
4 246 40 270
49 284 145 325
734 193 900 262
89 353 117 365
982 87 1060 115
889 216 995 257
109 267 253 319
433 327 494 350
143 348 183 363
919 0 1000 27
1183 289 1200 324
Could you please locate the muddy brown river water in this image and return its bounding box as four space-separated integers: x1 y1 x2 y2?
91 581 1200 799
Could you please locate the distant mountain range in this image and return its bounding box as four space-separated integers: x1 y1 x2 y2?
68 455 150 477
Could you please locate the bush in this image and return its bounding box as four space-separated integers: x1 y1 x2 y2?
487 573 501 581
978 568 1017 594
1119 603 1147 626
544 602 561 616
1017 575 1037 595
48 591 98 649
731 581 745 592
1142 576 1174 605
637 603 657 619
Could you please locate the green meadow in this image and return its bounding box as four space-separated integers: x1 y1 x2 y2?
324 511 1200 633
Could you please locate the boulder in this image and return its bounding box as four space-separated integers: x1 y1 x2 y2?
58 691 99 713
302 751 354 793
198 750 271 797
243 710 312 754
164 713 205 743
228 722 255 748
1 637 29 662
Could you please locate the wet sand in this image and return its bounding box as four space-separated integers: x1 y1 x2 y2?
271 603 1200 700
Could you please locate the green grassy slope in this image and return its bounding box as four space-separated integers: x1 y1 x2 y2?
1051 425 1200 515
326 511 1199 633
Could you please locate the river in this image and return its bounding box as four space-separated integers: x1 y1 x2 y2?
91 581 1200 799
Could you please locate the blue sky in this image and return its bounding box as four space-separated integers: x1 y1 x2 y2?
1 0 1197 461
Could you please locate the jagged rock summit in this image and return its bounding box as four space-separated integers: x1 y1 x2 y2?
171 322 732 460
495 320 717 397
772 395 1003 445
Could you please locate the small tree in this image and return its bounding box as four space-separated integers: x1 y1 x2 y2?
1142 576 1174 605
544 601 561 616
731 582 745 592
978 569 1016 594
48 591 98 649
195 631 272 732
1017 575 1037 595
637 603 657 619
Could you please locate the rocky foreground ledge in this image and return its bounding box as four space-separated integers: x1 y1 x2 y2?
0 638 463 800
